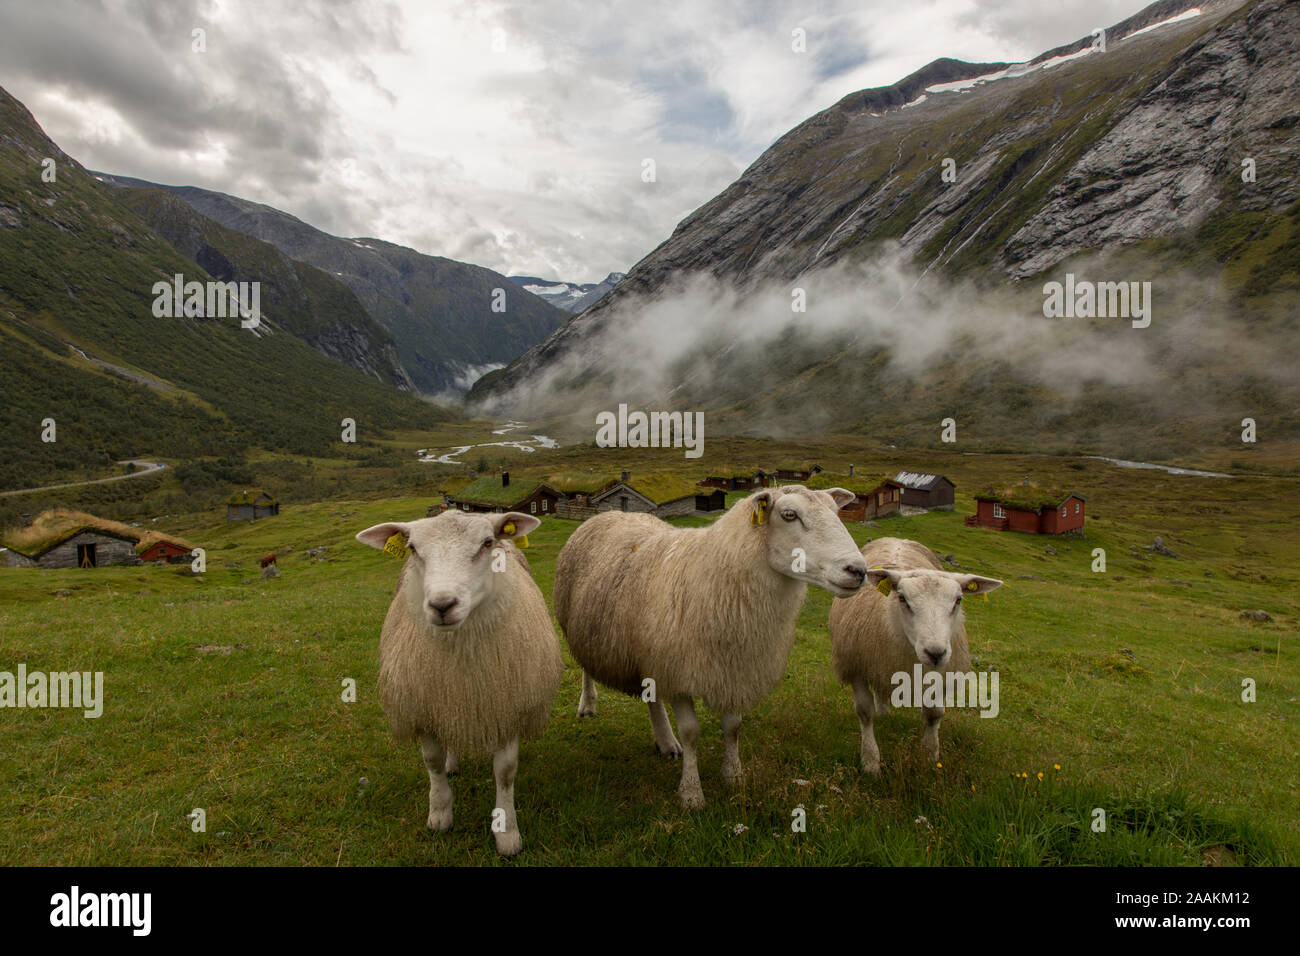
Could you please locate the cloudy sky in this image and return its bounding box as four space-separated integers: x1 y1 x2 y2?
1 0 1153 282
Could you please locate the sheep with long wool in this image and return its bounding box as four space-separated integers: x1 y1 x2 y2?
828 537 1002 774
357 510 561 856
555 485 869 807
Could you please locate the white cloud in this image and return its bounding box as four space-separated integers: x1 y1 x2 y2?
0 0 1155 282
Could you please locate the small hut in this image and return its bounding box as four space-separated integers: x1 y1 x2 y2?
227 491 280 521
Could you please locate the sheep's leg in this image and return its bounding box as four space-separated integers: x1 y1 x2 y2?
577 670 598 718
921 705 944 763
444 748 459 776
672 696 705 809
649 699 682 756
491 737 523 857
420 735 454 832
852 681 882 775
720 713 743 787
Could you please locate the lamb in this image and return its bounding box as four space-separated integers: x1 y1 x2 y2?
555 485 869 808
828 537 1002 774
356 510 561 856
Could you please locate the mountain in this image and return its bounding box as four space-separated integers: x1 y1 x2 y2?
96 175 568 394
470 0 1300 459
112 186 415 390
0 85 448 489
508 272 626 313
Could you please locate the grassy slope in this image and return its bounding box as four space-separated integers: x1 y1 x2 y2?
0 441 1294 866
0 88 449 490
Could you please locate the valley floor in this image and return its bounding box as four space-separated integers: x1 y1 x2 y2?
0 441 1295 865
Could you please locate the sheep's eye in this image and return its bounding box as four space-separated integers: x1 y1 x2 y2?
897 594 909 608
409 545 420 558
481 538 494 551
953 597 962 612
780 509 797 521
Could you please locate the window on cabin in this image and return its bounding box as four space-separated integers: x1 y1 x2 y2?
1075 502 1080 514
530 501 537 514
993 503 1005 519
1061 506 1067 517
542 499 548 512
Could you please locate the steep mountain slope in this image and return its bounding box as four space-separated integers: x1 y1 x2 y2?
97 175 568 394
114 187 415 390
509 272 626 313
0 86 447 489
471 0 1300 458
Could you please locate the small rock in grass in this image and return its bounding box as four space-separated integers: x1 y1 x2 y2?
1240 609 1273 623
261 564 280 579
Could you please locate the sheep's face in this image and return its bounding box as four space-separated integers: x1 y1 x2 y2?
751 487 869 598
356 511 540 631
866 568 1003 668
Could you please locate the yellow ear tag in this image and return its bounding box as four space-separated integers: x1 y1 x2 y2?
501 521 528 548
873 569 894 596
751 500 768 526
966 581 979 591
383 533 406 558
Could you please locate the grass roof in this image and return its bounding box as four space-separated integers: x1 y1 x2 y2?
227 490 278 506
806 473 899 496
618 473 701 505
543 470 622 495
976 487 1081 511
2 509 192 557
452 476 547 507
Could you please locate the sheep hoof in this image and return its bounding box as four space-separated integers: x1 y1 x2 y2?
445 756 460 776
678 786 706 810
427 808 453 832
656 741 682 758
861 759 882 777
494 830 523 857
577 705 596 718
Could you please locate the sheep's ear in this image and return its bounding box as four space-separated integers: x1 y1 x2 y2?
750 490 775 525
824 487 856 509
866 566 903 596
492 512 540 540
356 522 410 550
956 574 1003 601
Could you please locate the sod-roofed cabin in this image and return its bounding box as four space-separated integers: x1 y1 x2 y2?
697 470 774 491
808 474 903 523
893 471 956 511
227 491 280 521
449 472 561 517
966 489 1086 534
592 472 724 519
1 510 192 568
774 463 823 483
138 537 194 564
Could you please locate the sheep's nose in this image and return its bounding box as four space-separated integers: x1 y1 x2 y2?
924 648 946 665
841 562 867 585
429 597 459 617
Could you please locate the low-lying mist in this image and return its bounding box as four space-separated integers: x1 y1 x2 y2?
475 244 1299 455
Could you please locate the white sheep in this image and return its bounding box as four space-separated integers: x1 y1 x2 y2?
555 486 869 808
356 510 561 856
828 537 1002 774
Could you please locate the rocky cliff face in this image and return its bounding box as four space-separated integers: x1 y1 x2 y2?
98 175 568 395
475 0 1298 420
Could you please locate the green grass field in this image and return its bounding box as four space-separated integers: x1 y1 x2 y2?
0 438 1296 866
